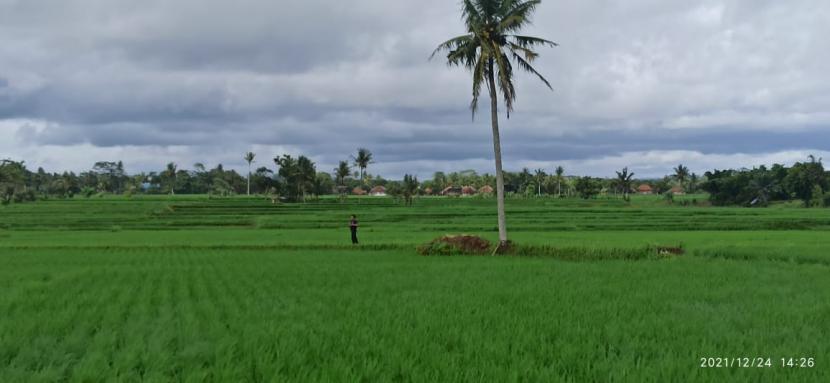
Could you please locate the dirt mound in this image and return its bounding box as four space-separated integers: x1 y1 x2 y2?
417 235 493 256
655 246 685 255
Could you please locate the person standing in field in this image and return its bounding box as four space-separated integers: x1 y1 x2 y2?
349 215 359 245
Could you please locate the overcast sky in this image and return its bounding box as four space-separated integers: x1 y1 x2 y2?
1 0 829 178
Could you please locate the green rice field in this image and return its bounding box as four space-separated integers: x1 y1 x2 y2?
1 195 828 382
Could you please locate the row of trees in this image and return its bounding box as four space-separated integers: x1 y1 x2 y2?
0 150 374 205
701 156 828 207
2 154 827 208
0 160 253 201
0 157 589 203
419 164 697 199
0 147 380 204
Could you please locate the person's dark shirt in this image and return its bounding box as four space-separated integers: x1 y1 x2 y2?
349 218 358 229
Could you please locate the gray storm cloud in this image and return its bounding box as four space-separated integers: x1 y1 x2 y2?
0 0 828 178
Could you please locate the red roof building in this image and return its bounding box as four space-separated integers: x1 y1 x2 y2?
461 186 477 195
441 186 462 196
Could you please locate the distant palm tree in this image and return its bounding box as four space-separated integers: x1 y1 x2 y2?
674 164 690 190
555 166 564 198
748 171 780 206
614 167 635 201
335 161 351 193
244 152 256 195
297 156 316 202
403 174 419 206
164 162 177 195
352 148 373 182
689 173 699 193
534 168 546 196
432 0 556 248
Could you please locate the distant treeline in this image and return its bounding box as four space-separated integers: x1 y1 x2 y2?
701 155 828 207
1 153 827 207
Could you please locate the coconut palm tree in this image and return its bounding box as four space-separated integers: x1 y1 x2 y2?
403 174 419 206
534 168 546 196
688 173 699 193
614 167 635 201
352 148 373 182
335 160 351 194
674 164 690 190
244 152 256 195
297 156 316 202
163 162 177 195
432 0 556 248
555 165 564 198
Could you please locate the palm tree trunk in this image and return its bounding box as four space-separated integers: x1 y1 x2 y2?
487 62 508 247
247 164 251 196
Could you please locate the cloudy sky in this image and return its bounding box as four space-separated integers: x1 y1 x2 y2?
1 0 829 178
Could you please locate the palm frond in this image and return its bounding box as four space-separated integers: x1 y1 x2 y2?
511 51 552 90
499 0 540 32
499 0 522 15
446 40 480 69
462 0 484 26
478 0 501 20
510 35 558 48
470 56 487 118
493 49 515 116
507 42 538 61
430 34 474 60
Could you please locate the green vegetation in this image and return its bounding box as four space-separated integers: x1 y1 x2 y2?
1 196 828 381
703 157 827 207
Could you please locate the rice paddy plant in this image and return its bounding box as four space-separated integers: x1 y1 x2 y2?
1 196 828 381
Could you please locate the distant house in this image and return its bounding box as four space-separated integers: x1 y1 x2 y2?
441 186 462 196
423 187 433 196
352 187 367 196
370 185 387 196
478 185 494 195
637 184 653 195
461 186 477 196
670 186 685 195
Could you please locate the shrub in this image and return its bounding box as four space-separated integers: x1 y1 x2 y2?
417 235 493 256
12 189 36 203
574 177 601 199
809 185 824 207
81 187 96 198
